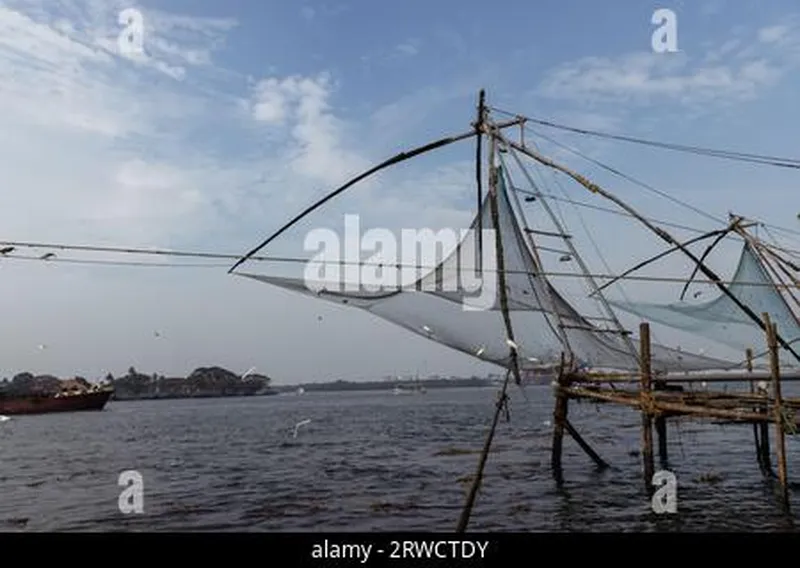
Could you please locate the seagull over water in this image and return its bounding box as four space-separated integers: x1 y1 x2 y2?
292 419 311 438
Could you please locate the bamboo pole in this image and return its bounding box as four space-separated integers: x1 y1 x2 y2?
475 89 484 276
486 126 523 388
571 373 800 384
456 369 511 532
566 383 799 424
764 313 789 506
564 419 609 470
747 348 765 472
551 353 568 484
640 322 655 494
229 115 524 273
654 389 668 469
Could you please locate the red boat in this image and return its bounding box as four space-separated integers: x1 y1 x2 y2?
0 388 113 416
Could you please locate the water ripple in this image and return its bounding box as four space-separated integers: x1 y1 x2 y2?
0 386 798 531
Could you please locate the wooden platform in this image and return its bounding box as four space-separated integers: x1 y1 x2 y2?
549 316 795 510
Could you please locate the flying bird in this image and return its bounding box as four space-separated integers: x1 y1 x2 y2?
292 419 311 438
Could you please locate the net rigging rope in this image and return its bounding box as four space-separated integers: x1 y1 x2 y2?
488 106 800 239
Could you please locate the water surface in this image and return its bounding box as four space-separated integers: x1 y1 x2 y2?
0 385 797 531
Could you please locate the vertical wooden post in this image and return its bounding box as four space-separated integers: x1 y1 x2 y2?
654 377 668 469
746 348 764 472
655 412 668 469
551 352 568 484
764 313 789 506
639 322 655 494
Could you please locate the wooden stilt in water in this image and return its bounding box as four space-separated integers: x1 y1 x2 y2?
456 370 512 532
551 353 568 484
639 322 655 494
764 313 789 507
654 380 668 469
564 419 609 470
746 348 765 473
655 412 668 469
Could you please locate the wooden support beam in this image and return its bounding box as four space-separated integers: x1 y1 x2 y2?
564 419 609 470
765 313 789 507
551 353 568 485
640 322 655 495
654 380 669 468
747 348 765 473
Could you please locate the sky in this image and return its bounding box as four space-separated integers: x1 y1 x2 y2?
0 0 799 384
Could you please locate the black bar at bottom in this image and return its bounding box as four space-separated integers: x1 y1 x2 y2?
0 532 794 565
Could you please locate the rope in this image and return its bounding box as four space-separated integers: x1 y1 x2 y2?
781 407 797 435
488 107 800 170
489 107 800 239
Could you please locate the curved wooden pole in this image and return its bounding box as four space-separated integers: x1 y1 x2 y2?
591 228 728 297
229 115 525 274
229 130 474 273
679 227 734 300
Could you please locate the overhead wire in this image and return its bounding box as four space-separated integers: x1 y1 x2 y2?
0 248 794 288
0 107 795 285
488 107 800 169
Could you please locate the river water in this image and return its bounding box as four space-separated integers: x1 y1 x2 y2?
0 385 797 531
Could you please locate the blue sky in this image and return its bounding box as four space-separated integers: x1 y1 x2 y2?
0 0 798 382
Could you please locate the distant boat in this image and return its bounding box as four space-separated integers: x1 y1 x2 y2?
0 387 113 416
296 387 305 395
393 375 426 395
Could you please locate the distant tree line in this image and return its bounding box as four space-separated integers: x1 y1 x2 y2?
0 366 274 400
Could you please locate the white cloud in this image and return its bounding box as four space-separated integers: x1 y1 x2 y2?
758 24 789 43
0 0 499 380
538 51 781 106
250 74 370 185
537 20 800 107
395 39 421 57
